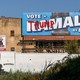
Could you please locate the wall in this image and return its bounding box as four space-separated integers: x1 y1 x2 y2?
0 52 68 72
0 51 15 72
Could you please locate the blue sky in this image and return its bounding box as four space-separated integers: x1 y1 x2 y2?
0 0 80 18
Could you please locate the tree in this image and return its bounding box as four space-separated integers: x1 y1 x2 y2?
64 40 79 54
0 64 4 74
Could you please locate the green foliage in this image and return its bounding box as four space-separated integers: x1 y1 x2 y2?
4 71 41 80
47 56 80 80
0 64 8 75
64 40 79 54
1 55 80 80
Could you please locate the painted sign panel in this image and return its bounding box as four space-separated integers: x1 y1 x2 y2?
22 12 80 36
0 35 6 51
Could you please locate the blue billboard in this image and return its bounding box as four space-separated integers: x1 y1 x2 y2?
22 12 80 36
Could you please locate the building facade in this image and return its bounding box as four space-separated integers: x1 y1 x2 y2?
22 36 80 53
0 16 22 52
21 12 80 53
0 12 80 53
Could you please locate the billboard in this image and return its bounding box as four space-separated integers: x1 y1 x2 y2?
22 12 80 36
0 35 6 51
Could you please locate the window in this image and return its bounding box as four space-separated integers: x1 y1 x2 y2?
11 47 15 51
29 43 33 45
10 30 14 36
26 42 33 45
